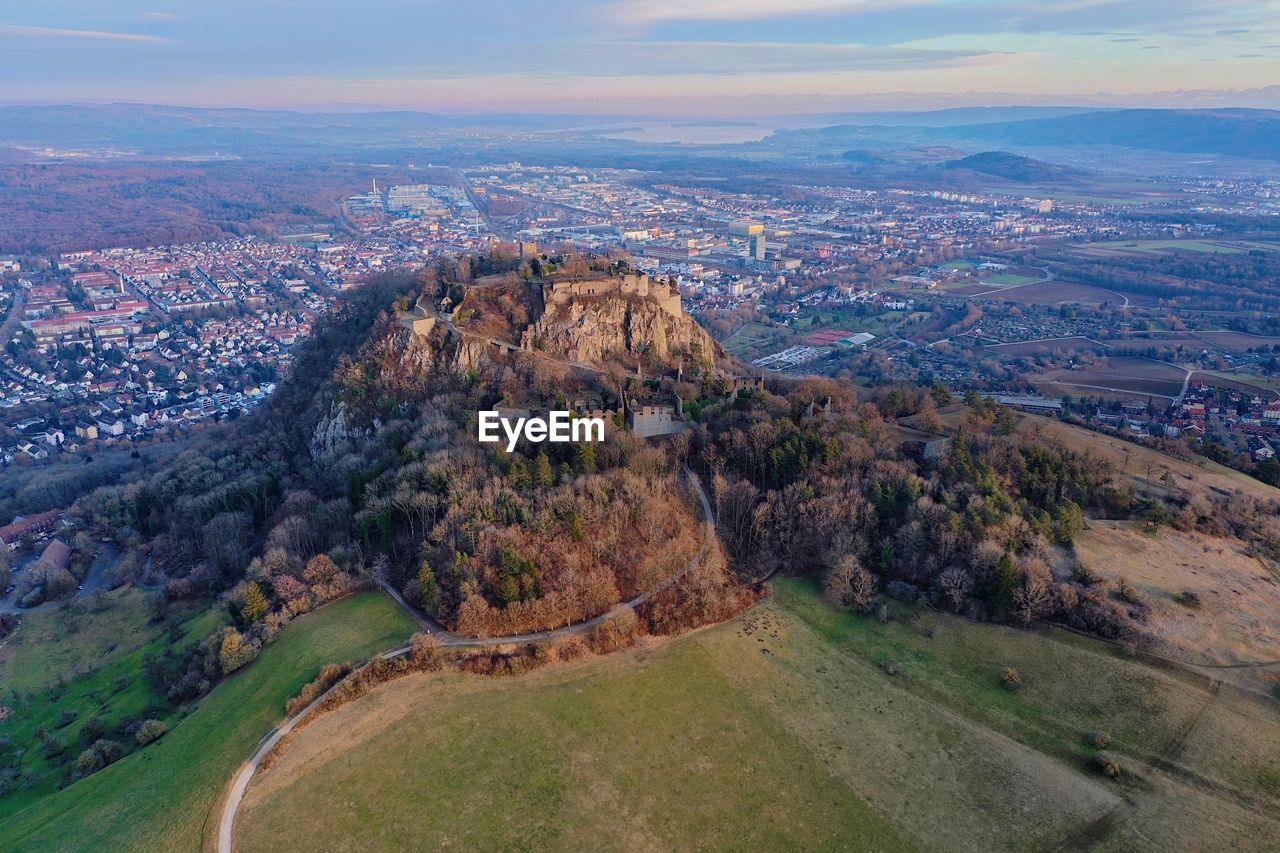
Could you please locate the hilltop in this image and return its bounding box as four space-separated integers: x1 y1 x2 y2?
941 150 1089 183
399 260 727 378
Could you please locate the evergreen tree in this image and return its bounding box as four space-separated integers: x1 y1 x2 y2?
417 559 439 611
533 451 554 489
241 581 268 624
994 552 1017 620
577 442 597 474
508 457 530 488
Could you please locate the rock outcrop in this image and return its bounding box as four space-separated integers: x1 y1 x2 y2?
523 294 717 367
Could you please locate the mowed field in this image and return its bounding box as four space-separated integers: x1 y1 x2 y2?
236 580 1280 853
1033 356 1187 400
0 592 418 853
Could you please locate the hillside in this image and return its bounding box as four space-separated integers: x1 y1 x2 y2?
235 580 1280 852
942 150 1089 183
763 108 1280 164
941 108 1280 161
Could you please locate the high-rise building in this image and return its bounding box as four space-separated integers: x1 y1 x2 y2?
729 220 764 238
749 233 767 261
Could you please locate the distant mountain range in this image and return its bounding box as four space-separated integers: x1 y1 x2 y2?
1 103 1278 163
932 108 1280 161
775 108 1280 162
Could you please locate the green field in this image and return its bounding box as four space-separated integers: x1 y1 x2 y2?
1 589 163 695
236 580 1280 851
0 590 222 812
0 591 417 852
720 321 779 356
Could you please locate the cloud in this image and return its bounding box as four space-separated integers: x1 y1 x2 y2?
370 39 1004 79
141 12 179 22
0 23 167 43
610 0 918 26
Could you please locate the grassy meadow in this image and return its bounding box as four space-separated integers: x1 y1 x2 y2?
236 580 1280 851
0 591 417 852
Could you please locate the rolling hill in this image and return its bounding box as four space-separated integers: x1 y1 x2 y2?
941 150 1090 183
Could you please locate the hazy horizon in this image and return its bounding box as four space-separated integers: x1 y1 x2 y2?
2 1 1278 116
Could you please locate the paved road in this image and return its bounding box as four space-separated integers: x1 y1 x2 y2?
216 468 715 853
0 286 27 343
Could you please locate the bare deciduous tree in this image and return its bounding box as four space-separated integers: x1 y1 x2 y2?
939 566 973 612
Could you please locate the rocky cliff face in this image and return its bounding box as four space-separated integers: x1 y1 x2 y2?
522 295 718 367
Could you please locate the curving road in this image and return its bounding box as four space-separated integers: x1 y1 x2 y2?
215 467 715 853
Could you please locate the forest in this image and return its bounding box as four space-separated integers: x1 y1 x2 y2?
0 159 416 255
1058 249 1280 313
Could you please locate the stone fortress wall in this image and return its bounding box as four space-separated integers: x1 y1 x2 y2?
543 272 683 317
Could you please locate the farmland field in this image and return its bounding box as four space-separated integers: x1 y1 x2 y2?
0 590 222 813
984 335 1110 356
982 272 1042 286
975 279 1145 306
1195 370 1280 396
0 592 418 853
0 588 161 695
1063 239 1270 257
1195 331 1280 351
235 580 1280 853
1033 356 1187 400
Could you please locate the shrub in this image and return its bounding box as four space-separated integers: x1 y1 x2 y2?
1173 590 1202 609
216 627 259 674
1114 577 1141 604
1092 751 1122 778
41 733 68 758
56 708 79 728
92 738 126 764
74 748 104 777
111 674 133 692
1001 667 1023 691
588 610 639 655
135 719 169 746
1071 563 1099 586
285 663 351 717
79 716 106 744
409 633 444 671
1088 731 1112 748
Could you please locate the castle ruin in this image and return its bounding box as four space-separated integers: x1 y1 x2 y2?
542 273 683 317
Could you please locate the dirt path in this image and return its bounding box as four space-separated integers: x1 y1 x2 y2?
215 469 716 853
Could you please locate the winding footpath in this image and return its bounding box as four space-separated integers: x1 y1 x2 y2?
215 468 715 853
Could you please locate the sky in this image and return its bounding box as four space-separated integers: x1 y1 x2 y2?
0 1 1278 115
